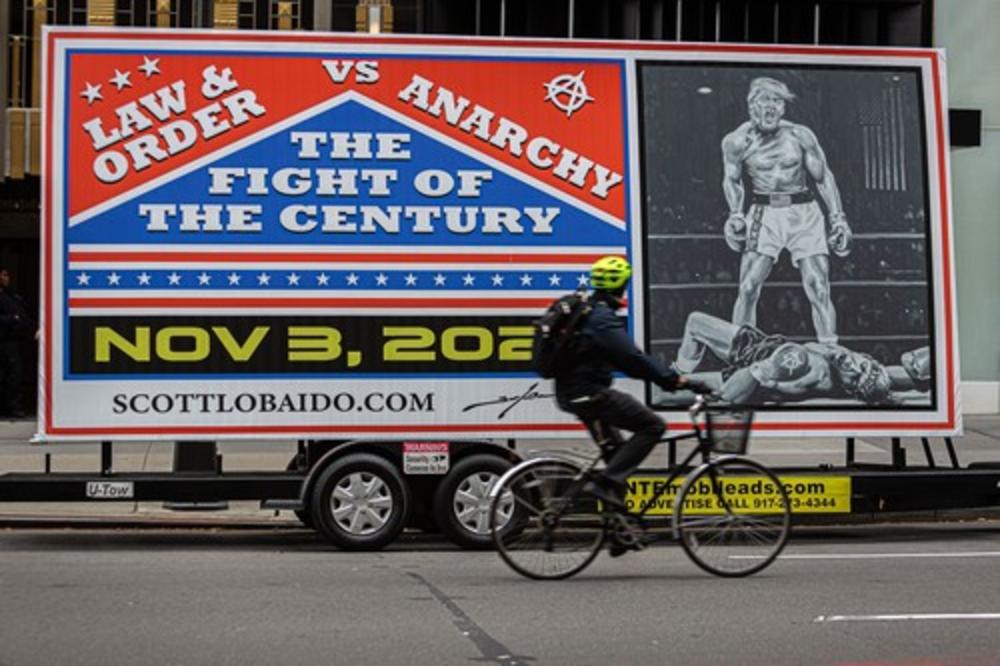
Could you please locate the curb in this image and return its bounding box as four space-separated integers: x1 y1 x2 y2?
3 507 999 532
0 513 302 530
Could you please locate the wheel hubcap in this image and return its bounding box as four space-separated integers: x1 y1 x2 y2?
454 471 512 535
330 472 393 535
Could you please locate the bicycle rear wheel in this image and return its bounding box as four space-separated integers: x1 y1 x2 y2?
674 457 791 577
490 459 605 580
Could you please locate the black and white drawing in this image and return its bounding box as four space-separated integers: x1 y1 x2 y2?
639 63 934 408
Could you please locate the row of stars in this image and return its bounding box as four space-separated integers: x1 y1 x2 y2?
80 56 162 105
74 271 591 288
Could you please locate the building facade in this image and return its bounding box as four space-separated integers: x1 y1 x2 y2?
5 0 996 413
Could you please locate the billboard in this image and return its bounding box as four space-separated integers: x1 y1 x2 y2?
40 29 959 440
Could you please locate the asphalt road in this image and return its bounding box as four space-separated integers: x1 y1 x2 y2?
1 523 999 666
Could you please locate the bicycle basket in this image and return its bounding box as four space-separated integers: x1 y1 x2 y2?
704 408 754 454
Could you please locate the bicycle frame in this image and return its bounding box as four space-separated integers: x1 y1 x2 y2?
631 427 716 521
491 396 745 530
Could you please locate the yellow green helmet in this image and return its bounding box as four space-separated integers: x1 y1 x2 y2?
590 255 632 291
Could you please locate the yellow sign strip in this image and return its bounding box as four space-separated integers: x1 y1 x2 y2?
626 475 852 515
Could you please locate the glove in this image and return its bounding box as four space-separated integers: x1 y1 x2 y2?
682 379 714 395
723 214 747 252
827 215 852 257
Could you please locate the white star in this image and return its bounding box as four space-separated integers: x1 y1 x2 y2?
107 272 121 286
138 56 160 78
80 82 102 105
375 273 388 287
137 272 151 286
462 273 475 286
167 271 182 285
548 274 562 287
257 273 271 286
491 273 504 286
780 350 803 371
346 273 359 286
110 69 132 91
287 273 300 286
577 273 590 287
197 272 211 286
433 273 446 286
404 273 417 286
76 272 91 286
227 272 241 285
316 273 330 286
519 273 533 286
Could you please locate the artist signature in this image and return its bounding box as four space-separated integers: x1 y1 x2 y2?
461 382 553 420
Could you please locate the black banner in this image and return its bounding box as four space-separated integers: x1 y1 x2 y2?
70 315 535 375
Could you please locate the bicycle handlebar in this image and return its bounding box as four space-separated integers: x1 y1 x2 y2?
688 392 724 417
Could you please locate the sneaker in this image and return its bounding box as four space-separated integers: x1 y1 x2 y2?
608 528 656 558
608 539 633 558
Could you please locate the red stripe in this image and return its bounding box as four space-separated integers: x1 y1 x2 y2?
45 419 956 437
48 29 935 60
931 55 957 430
68 296 554 308
47 423 588 436
44 31 56 432
68 251 603 264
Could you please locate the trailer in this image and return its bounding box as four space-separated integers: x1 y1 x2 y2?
2 28 993 550
0 438 522 549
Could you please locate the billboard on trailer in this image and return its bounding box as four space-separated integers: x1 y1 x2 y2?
39 28 959 440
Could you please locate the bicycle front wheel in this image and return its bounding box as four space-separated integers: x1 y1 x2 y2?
674 457 791 577
490 459 605 580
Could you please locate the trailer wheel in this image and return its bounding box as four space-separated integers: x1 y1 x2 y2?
311 453 410 551
433 454 514 549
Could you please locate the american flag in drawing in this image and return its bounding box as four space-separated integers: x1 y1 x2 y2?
66 244 625 315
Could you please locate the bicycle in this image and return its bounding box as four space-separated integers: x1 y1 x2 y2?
488 394 792 579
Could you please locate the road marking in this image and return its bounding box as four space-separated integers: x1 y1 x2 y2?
773 551 1000 560
406 572 534 666
815 613 1000 623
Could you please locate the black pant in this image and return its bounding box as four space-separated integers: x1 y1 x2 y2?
559 388 666 485
0 340 23 414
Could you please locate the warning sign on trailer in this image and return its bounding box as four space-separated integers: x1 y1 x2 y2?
403 442 450 475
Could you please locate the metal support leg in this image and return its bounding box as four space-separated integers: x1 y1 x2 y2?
101 441 113 476
891 437 906 469
945 437 960 469
846 437 855 467
920 437 936 468
296 440 308 470
164 441 228 511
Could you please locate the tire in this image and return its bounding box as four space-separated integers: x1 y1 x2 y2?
285 456 314 529
490 459 605 580
433 454 514 549
310 453 411 551
673 456 791 578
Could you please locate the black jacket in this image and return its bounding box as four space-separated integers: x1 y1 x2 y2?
554 291 679 402
0 288 30 343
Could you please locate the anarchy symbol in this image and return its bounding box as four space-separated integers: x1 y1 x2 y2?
543 71 595 118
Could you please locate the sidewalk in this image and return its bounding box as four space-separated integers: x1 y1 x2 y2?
1 415 998 527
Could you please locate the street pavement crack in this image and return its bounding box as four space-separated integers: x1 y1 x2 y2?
406 572 534 665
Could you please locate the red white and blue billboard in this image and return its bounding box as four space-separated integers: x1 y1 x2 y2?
40 29 960 440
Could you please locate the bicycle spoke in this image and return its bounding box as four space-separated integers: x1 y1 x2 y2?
491 460 605 580
674 457 791 577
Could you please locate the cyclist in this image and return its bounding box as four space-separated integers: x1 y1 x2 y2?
553 256 704 526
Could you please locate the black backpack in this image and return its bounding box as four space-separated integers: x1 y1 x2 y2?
531 289 592 379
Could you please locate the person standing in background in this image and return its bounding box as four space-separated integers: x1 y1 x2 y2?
0 267 33 418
